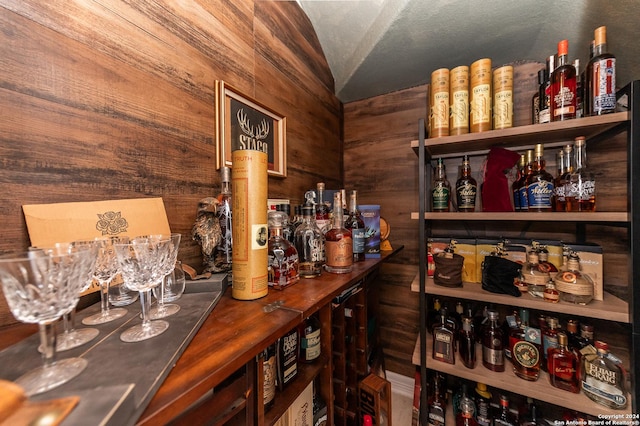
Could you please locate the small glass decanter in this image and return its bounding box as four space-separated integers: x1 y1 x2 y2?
523 245 551 299
554 251 594 305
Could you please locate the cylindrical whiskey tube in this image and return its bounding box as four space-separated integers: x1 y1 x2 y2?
449 65 469 135
430 68 450 138
470 58 492 133
493 65 513 129
231 149 268 300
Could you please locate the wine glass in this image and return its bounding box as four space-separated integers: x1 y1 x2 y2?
107 274 138 307
114 237 171 342
149 233 181 319
0 248 93 395
82 236 130 325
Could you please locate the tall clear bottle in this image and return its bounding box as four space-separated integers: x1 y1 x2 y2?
345 190 366 262
587 26 616 116
556 144 574 212
432 158 451 212
456 155 477 212
551 39 577 121
566 136 596 211
267 210 300 290
581 341 628 409
324 192 353 274
526 144 554 211
315 182 331 233
215 166 233 272
294 205 323 278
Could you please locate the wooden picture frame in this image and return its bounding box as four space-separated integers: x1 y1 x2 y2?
215 80 287 177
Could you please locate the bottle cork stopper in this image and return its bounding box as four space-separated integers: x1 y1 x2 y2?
595 26 607 46
557 39 568 56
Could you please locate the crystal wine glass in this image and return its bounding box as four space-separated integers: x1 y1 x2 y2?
149 233 181 319
0 248 93 395
82 236 130 325
114 237 171 342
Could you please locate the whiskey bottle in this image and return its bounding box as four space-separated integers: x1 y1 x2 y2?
299 314 321 363
532 69 544 124
345 190 366 262
278 204 296 243
263 343 276 410
575 59 583 118
276 328 299 390
294 205 323 278
215 166 233 272
538 55 554 124
542 317 560 372
313 377 328 426
565 319 590 350
554 251 594 305
555 144 574 212
456 155 477 212
587 26 616 116
315 182 331 233
459 316 477 369
543 281 559 303
324 192 353 274
552 148 564 210
537 245 558 277
432 158 451 212
493 395 517 426
547 332 580 393
512 154 525 211
428 373 447 426
517 150 534 212
432 308 456 364
566 136 596 212
526 144 554 211
522 247 550 299
550 39 577 121
455 384 478 426
267 210 300 290
510 309 542 381
520 398 542 426
581 341 628 409
482 310 505 372
473 383 492 426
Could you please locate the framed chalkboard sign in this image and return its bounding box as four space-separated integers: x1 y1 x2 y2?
215 80 287 177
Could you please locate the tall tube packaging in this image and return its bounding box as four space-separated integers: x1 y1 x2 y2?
231 149 269 300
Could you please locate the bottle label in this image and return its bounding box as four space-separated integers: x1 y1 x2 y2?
433 330 454 363
493 90 513 128
431 91 449 131
518 186 528 210
456 182 477 209
325 237 353 267
432 184 450 210
582 358 627 407
216 201 233 263
263 353 276 405
352 228 365 254
428 408 445 426
552 77 577 118
482 346 504 366
513 340 540 368
526 181 553 209
539 107 550 124
450 90 469 130
301 328 321 361
593 58 616 114
471 84 491 125
542 333 558 354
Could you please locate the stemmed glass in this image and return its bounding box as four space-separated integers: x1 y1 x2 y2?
149 233 181 319
0 248 93 395
114 236 171 342
82 236 130 326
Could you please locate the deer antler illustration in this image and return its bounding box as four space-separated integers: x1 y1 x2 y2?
237 109 270 140
255 119 270 140
237 109 254 138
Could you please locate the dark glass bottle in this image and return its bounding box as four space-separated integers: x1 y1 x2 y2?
510 309 542 381
345 190 366 262
520 398 541 426
473 383 492 426
555 144 574 212
315 182 331 233
587 26 616 116
278 204 296 243
526 144 554 211
548 332 580 393
566 136 596 212
432 308 456 364
456 155 477 212
428 373 447 426
215 166 233 272
459 316 476 369
517 150 533 212
432 158 451 212
493 395 517 426
299 314 321 363
263 343 277 410
482 310 504 372
313 377 328 426
324 192 353 274
455 384 478 426
512 154 525 211
532 69 544 124
551 39 577 121
539 55 554 124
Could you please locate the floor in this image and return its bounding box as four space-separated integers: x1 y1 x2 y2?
392 391 413 426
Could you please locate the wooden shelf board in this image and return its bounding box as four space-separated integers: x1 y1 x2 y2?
411 275 630 323
410 211 629 222
410 112 629 158
412 336 631 417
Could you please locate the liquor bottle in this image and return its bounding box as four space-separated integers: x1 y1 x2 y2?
522 247 550 299
550 39 577 121
432 158 451 212
511 309 542 381
345 190 366 262
553 149 564 211
455 384 478 426
532 69 544 124
517 150 534 212
554 251 594 305
548 332 580 393
267 210 300 290
574 59 583 118
587 26 616 116
482 310 504 372
215 166 233 272
276 327 299 390
428 373 447 426
583 39 595 116
456 155 477 212
278 204 296 243
263 343 276 410
520 398 542 426
565 319 590 351
537 245 558 277
459 316 476 369
581 341 628 409
473 383 492 426
542 317 560 372
294 205 324 278
581 323 595 346
313 378 328 426
291 204 303 230
539 55 554 124
299 314 321 363
526 144 554 211
555 144 574 212
324 192 353 274
566 136 596 212
543 281 559 303
428 298 442 334
432 308 456 364
315 182 331 233
507 308 525 359
493 395 517 426
512 154 525 211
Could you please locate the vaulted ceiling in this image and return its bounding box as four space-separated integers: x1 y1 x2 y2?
297 0 640 103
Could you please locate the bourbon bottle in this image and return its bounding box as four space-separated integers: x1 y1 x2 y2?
267 211 300 290
510 309 542 381
324 192 353 274
517 150 534 212
215 166 233 272
555 144 574 212
345 190 365 262
547 332 580 393
482 310 504 372
493 395 517 426
550 39 577 121
566 136 596 212
432 308 456 364
581 341 628 409
587 26 616 116
432 158 451 212
294 206 323 278
315 182 331 233
459 316 476 369
526 144 554 211
456 155 477 212
512 154 525 211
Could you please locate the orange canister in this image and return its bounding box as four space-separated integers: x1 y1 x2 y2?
449 65 469 135
493 65 514 129
470 58 492 133
430 68 450 138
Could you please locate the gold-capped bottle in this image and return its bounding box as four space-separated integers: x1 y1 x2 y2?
432 158 451 212
526 144 554 211
587 26 616 116
324 192 353 274
566 136 596 211
455 155 477 212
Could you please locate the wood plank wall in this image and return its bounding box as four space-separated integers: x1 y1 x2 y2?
0 0 342 327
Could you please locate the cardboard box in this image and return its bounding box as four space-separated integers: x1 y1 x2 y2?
359 373 391 426
454 238 477 283
359 205 380 258
287 380 313 426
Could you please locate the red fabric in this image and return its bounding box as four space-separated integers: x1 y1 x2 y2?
482 147 521 212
